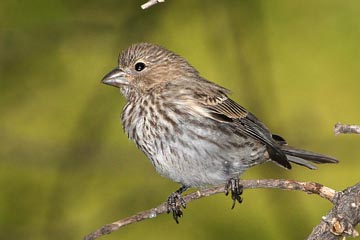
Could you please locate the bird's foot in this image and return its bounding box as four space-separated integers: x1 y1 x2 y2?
167 185 188 223
224 178 243 209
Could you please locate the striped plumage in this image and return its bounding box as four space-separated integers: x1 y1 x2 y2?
121 80 268 187
102 42 338 221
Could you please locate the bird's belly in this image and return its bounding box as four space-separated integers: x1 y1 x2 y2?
131 118 268 187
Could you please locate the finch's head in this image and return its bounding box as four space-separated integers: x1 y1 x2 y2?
102 43 199 93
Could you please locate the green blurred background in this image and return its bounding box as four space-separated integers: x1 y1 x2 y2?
1 0 359 239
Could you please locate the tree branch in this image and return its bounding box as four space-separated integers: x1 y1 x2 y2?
307 182 360 239
334 123 360 135
141 0 165 9
84 179 337 240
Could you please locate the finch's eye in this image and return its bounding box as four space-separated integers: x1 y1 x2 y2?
135 62 146 72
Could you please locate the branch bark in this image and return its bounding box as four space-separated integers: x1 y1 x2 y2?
307 182 360 239
141 0 165 9
84 179 339 240
334 123 360 135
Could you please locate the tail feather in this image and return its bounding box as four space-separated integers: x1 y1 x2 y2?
285 155 317 170
280 145 339 169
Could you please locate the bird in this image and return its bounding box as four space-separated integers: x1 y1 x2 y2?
101 42 338 223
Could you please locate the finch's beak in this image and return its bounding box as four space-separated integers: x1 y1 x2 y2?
101 68 128 88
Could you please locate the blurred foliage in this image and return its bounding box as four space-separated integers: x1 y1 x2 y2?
0 0 359 239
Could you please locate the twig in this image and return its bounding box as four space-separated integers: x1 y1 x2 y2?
141 0 165 9
334 123 360 136
84 179 336 240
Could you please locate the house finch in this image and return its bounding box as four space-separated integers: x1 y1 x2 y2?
102 42 338 223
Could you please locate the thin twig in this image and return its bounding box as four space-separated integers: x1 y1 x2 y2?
141 0 165 9
334 122 360 136
84 179 336 240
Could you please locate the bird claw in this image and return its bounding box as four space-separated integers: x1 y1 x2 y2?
224 178 243 209
167 191 186 223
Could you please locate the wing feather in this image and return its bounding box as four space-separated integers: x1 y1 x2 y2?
199 93 291 169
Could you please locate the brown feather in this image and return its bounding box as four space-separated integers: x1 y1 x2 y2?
197 91 291 169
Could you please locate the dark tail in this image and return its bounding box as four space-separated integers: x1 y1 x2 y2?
271 134 339 169
281 145 339 170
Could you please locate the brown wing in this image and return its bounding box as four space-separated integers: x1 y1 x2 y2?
200 94 291 169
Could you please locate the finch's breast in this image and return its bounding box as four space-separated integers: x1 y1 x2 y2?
122 96 268 187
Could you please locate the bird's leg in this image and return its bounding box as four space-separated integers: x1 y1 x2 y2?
224 178 243 209
167 185 189 223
